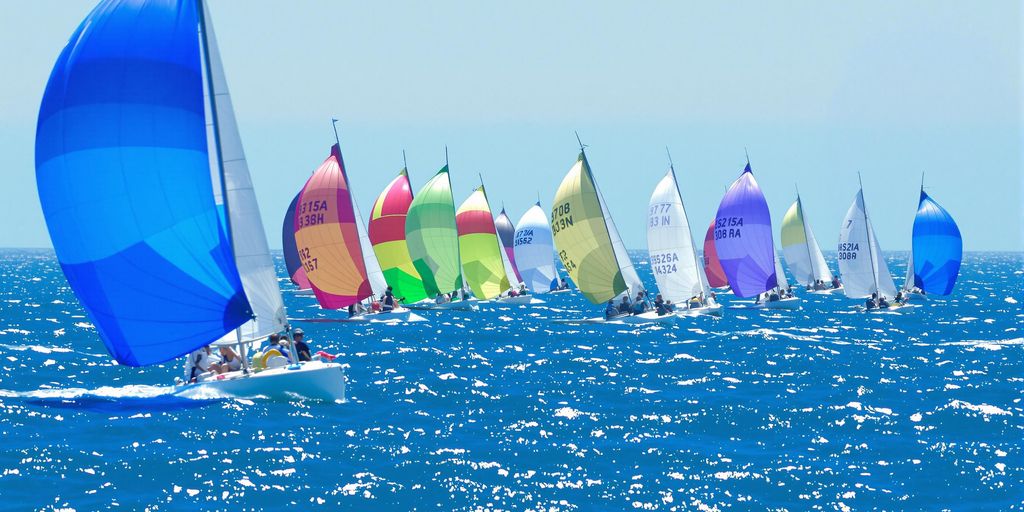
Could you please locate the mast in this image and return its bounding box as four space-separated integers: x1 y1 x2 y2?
666 147 706 296
858 173 881 298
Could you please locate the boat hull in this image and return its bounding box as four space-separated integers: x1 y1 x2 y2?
405 299 480 311
176 360 346 401
753 297 802 310
676 303 724 317
342 308 426 323
552 310 677 325
496 295 544 305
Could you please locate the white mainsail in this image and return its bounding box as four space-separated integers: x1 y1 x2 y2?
597 182 644 296
781 197 833 286
838 189 898 299
202 2 286 343
354 200 388 299
646 169 705 303
774 249 788 289
513 203 558 293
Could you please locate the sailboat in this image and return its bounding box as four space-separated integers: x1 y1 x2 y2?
404 160 478 311
550 141 671 325
35 0 344 400
750 250 801 309
646 154 722 317
702 221 731 292
902 179 963 299
455 184 512 299
292 131 422 324
282 192 314 296
781 193 841 294
713 160 794 309
494 208 524 287
837 177 902 311
513 202 563 294
368 160 429 305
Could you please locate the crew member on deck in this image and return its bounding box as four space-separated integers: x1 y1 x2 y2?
292 328 311 362
605 300 618 319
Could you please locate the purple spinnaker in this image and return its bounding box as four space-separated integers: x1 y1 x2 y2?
712 164 778 298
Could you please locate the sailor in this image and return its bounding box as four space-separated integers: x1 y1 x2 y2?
831 276 841 289
292 328 312 362
866 292 878 310
184 346 214 382
618 296 632 315
894 290 905 305
348 302 366 318
654 294 667 315
698 292 706 306
519 284 529 295
508 287 519 298
605 299 618 319
632 292 646 314
382 287 397 311
269 333 292 362
768 290 780 302
435 293 449 305
211 346 241 374
709 291 717 303
559 278 569 290
877 295 890 308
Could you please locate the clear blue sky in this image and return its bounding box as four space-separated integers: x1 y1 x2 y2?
2 1 1020 251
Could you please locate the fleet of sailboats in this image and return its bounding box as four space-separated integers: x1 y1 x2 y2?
33 0 968 401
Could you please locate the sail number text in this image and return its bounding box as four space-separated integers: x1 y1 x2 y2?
837 242 860 260
297 199 329 228
650 251 679 275
551 202 573 234
298 247 318 273
714 216 744 240
514 229 534 246
648 203 672 228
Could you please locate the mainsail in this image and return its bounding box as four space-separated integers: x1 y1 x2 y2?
780 196 834 286
354 200 388 299
551 151 641 305
838 188 898 299
293 144 372 309
774 250 789 290
702 222 730 289
513 202 559 293
405 166 463 296
456 186 511 300
647 168 707 303
909 190 962 295
282 193 311 289
35 0 254 365
368 169 428 303
494 209 523 284
713 164 778 298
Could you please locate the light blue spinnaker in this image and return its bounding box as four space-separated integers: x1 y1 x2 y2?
35 0 252 366
910 190 962 295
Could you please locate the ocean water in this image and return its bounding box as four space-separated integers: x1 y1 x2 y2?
0 249 1020 511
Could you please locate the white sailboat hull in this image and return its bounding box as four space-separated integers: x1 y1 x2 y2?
342 308 426 323
810 286 843 295
753 297 802 310
496 295 544 305
176 360 346 401
405 298 480 311
548 288 573 295
552 310 677 325
676 303 724 317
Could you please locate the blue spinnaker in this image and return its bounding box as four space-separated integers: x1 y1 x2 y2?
713 164 778 298
912 191 962 295
35 0 251 366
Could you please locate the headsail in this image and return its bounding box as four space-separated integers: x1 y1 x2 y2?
494 209 523 284
713 164 778 298
368 169 428 303
355 200 388 299
647 169 705 303
405 166 462 296
456 186 511 300
513 203 559 293
35 0 251 365
774 250 789 289
702 222 729 289
202 0 285 344
293 144 372 309
551 152 631 305
283 193 311 289
780 196 834 286
910 190 962 295
838 189 898 299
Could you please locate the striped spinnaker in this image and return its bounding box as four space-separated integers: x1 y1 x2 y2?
456 186 510 300
369 169 427 303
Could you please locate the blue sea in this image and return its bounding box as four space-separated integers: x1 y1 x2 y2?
0 249 1020 511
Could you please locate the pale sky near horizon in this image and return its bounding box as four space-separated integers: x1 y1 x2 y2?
1 1 1020 251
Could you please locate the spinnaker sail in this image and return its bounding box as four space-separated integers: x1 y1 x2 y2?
283 193 311 289
293 144 371 309
702 222 729 289
406 166 462 296
35 0 263 365
908 190 962 295
456 186 511 300
551 151 641 304
495 209 522 284
838 188 898 299
713 164 778 298
513 202 559 293
647 168 707 303
368 169 428 303
780 196 834 286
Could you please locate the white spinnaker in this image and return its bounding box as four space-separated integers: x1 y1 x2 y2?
838 190 898 299
354 200 388 299
647 170 702 303
596 181 643 295
513 203 558 293
203 2 285 344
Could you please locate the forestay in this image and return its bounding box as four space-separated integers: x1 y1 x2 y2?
405 167 463 296
780 197 833 286
713 164 778 298
35 0 254 365
838 189 898 299
647 169 705 303
513 203 558 293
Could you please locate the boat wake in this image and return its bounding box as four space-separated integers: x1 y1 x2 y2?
0 384 230 413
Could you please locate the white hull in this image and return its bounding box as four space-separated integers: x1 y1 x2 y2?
342 308 427 323
405 298 480 311
752 297 802 310
176 360 345 401
810 286 843 295
287 289 316 297
548 288 573 295
676 303 724 317
552 310 677 325
496 295 544 305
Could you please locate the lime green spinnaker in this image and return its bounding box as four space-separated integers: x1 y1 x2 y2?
456 186 510 300
405 166 462 295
